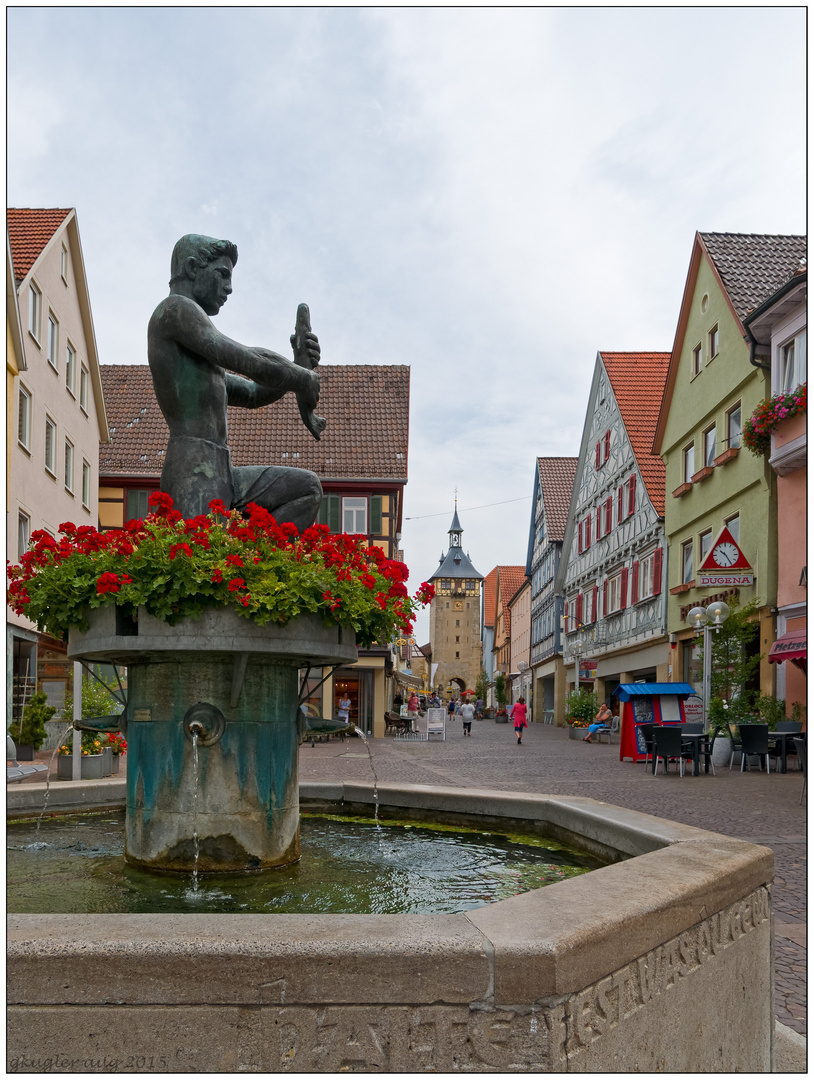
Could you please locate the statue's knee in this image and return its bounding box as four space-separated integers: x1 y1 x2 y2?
308 473 323 507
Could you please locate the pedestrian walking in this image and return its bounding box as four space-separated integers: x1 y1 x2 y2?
475 697 483 719
510 697 528 744
337 692 352 723
407 692 421 720
448 698 456 722
460 700 475 736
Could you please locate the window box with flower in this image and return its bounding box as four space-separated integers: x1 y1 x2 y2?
742 384 806 455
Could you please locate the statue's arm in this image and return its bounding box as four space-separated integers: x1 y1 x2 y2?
157 297 316 399
225 372 288 409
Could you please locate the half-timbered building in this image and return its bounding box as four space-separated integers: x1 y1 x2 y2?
525 456 578 723
554 351 671 706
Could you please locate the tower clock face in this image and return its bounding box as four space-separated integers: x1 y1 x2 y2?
454 602 463 610
712 541 739 568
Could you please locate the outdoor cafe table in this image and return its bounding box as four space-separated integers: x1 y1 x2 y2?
768 730 798 774
680 732 712 776
650 730 711 777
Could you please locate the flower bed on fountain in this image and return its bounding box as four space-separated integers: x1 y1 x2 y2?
7 492 434 646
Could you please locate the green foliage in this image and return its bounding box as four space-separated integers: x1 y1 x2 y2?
9 690 55 750
494 672 508 709
708 599 762 704
565 689 599 726
62 674 124 723
475 668 489 703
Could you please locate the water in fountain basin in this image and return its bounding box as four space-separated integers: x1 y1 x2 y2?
7 809 604 915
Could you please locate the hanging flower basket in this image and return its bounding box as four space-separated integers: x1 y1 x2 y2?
742 384 806 455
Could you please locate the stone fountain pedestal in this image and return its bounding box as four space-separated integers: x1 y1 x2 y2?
67 605 357 873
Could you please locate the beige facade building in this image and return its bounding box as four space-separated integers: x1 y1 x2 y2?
428 508 483 695
508 578 532 705
7 209 109 731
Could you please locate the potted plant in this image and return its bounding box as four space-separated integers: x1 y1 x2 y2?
8 690 55 760
56 731 107 780
564 689 599 739
494 673 509 721
7 493 434 648
106 732 127 774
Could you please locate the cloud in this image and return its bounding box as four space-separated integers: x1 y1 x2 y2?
6 6 805 649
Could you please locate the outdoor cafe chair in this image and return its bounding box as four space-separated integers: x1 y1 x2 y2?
727 723 744 770
793 738 806 804
651 727 689 777
738 724 771 773
775 721 803 768
638 723 655 767
680 722 704 733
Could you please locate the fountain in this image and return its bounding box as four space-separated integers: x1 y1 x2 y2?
67 604 357 873
5 234 778 1071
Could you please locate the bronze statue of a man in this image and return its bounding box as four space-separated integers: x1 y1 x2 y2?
147 234 324 528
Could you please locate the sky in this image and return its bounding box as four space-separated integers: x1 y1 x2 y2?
8 7 806 644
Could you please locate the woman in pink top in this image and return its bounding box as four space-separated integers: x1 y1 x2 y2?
510 697 528 744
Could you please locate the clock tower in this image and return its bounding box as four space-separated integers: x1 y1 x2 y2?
428 503 484 696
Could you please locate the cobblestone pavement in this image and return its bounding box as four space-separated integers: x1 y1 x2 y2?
299 717 807 1036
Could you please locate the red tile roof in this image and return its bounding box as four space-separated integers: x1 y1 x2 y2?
497 565 527 638
8 208 72 283
99 364 410 481
537 457 578 542
482 567 499 629
600 352 670 517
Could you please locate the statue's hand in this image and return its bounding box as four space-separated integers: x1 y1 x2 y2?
302 368 321 412
291 329 320 370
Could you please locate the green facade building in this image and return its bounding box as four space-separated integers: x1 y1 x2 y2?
653 232 806 696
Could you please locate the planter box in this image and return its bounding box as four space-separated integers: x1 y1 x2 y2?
13 744 35 762
568 726 588 740
56 754 105 780
102 747 113 777
110 754 121 775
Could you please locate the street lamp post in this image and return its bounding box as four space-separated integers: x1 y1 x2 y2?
686 600 731 726
571 639 583 694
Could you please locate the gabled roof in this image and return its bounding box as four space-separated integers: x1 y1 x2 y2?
496 565 526 638
99 363 409 482
699 233 807 322
654 231 806 454
482 567 499 629
7 208 72 283
600 352 670 516
9 207 109 442
538 457 578 542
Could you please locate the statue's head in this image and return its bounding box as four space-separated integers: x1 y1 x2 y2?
169 234 239 316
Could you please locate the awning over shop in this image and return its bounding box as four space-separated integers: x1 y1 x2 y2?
393 670 424 689
768 630 807 673
614 683 696 700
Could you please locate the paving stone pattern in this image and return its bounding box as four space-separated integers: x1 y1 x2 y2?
299 718 807 1036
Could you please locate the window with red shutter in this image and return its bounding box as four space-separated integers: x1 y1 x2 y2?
591 585 598 624
578 521 583 554
627 475 636 517
619 567 628 609
595 442 601 469
605 497 612 535
604 430 611 461
596 506 602 539
602 579 608 616
585 515 591 548
618 487 623 524
631 561 639 604
653 547 663 595
576 593 583 627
